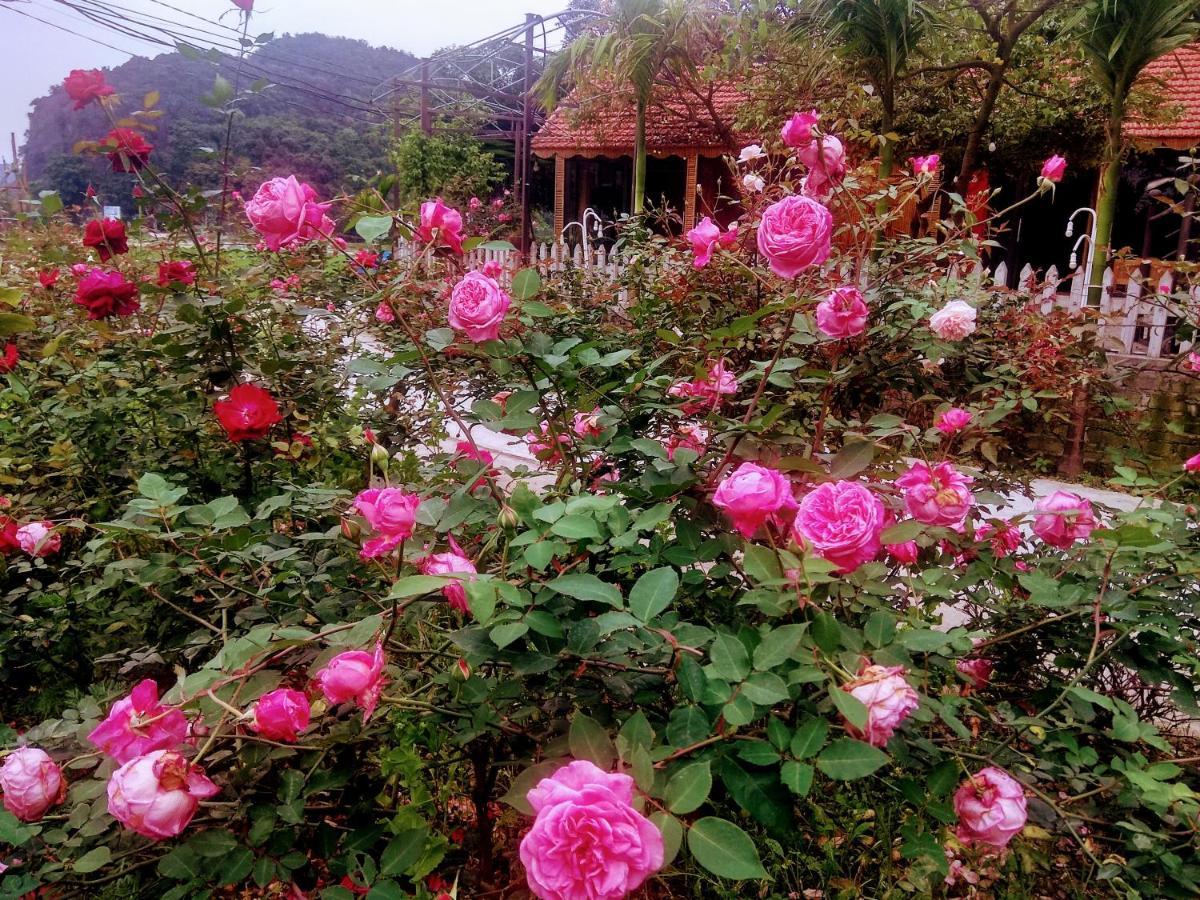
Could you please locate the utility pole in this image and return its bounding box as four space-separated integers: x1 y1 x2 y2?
518 13 537 257
419 59 432 137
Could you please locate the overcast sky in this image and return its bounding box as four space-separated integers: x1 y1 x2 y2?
0 0 570 161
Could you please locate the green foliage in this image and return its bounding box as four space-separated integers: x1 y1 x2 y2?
390 131 505 209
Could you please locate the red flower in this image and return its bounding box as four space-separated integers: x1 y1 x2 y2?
86 185 97 199
354 249 379 269
0 516 20 554
104 128 153 172
74 268 140 319
63 69 115 110
213 383 282 442
132 185 145 199
82 218 128 261
37 269 59 289
0 344 18 374
157 261 196 288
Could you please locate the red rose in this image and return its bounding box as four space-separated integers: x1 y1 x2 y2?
104 128 153 173
37 269 59 289
157 261 196 287
63 69 115 110
82 218 128 261
74 268 140 319
0 516 19 554
0 344 18 374
213 383 282 442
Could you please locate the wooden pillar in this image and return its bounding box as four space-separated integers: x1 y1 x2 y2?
683 153 699 231
554 154 566 239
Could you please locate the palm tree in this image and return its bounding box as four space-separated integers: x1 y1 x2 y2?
1078 0 1200 306
535 0 699 215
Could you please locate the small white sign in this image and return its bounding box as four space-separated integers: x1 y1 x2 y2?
102 205 122 220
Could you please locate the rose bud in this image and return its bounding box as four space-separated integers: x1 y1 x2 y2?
0 748 65 822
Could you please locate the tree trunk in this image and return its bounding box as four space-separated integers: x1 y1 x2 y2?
1089 100 1125 307
876 89 895 218
956 62 1005 194
633 95 647 215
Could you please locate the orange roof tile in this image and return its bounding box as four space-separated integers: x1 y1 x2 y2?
1127 45 1200 148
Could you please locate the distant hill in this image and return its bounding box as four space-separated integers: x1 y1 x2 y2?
23 33 416 208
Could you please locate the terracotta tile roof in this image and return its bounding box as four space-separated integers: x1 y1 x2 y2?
1127 45 1200 148
532 81 747 157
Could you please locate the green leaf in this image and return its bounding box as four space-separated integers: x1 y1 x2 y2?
187 829 238 857
355 215 393 243
687 817 767 880
466 581 496 625
551 515 602 541
157 846 202 881
740 672 790 705
38 190 63 216
752 624 807 670
478 239 516 251
789 718 829 759
781 761 814 796
811 611 841 654
666 706 710 747
501 760 564 815
716 758 793 832
73 845 112 873
380 826 428 876
0 313 42 338
388 575 451 599
829 440 876 479
709 633 750 683
831 688 869 730
816 739 889 780
569 714 616 770
512 268 542 300
490 622 528 648
218 846 254 884
547 573 622 607
864 611 897 648
665 761 712 814
650 812 683 866
628 567 678 621
880 520 922 544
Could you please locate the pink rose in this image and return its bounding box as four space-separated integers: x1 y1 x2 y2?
792 480 885 573
781 110 820 147
956 657 994 689
449 271 511 343
244 176 334 252
797 134 846 191
929 299 977 340
935 407 973 434
910 154 940 175
519 760 663 900
738 143 765 163
352 487 420 559
468 196 482 211
481 259 504 279
954 767 1027 849
416 198 465 254
685 216 737 269
314 642 387 722
375 302 395 323
977 521 1021 557
885 539 919 565
815 286 868 339
1040 155 1067 183
895 461 975 529
525 422 573 463
88 678 189 764
1186 351 1200 373
0 748 64 822
1184 452 1200 473
16 522 60 558
572 408 604 439
1031 490 1096 549
665 423 708 461
712 462 797 539
417 536 477 613
251 688 311 742
756 195 833 279
841 664 919 747
107 750 219 840
668 359 738 414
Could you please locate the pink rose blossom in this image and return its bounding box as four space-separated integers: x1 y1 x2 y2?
977 521 1021 557
481 259 504 279
1040 155 1067 183
107 750 219 840
885 539 920 565
935 407 973 434
797 134 846 193
525 422 573 463
519 759 663 900
841 664 919 747
16 522 60 558
251 688 311 742
781 110 820 147
449 271 511 342
738 143 765 163
1186 351 1200 372
685 216 737 269
665 423 708 461
468 197 482 211
375 302 395 323
88 679 189 764
572 408 604 439
756 195 833 279
712 462 797 539
929 299 977 340
1184 452 1200 473
418 536 477 613
1031 490 1096 549
0 748 64 822
895 461 975 528
315 642 387 722
910 154 940 175
956 657 994 689
792 480 885 573
668 359 738 414
352 487 420 559
416 198 464 254
244 176 334 252
954 767 1027 849
742 173 766 193
815 286 868 339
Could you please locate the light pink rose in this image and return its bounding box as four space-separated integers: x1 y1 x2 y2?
910 154 940 175
251 688 311 742
88 678 189 764
895 461 975 529
15 522 60 558
792 480 885 573
448 271 511 342
738 143 765 163
712 462 797 539
797 134 846 188
756 195 833 280
244 176 334 252
314 642 387 722
416 198 464 254
107 750 219 840
976 521 1021 557
929 299 977 340
0 748 64 822
665 423 708 461
1040 155 1067 183
842 663 919 747
781 110 820 147
742 173 765 193
956 657 994 689
935 408 973 434
468 196 482 210
525 421 573 463
954 767 1027 849
375 302 395 323
519 759 663 900
815 286 868 339
572 408 604 439
417 536 477 613
685 216 737 269
1031 490 1096 549
1184 452 1200 473
352 487 420 559
668 359 738 414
